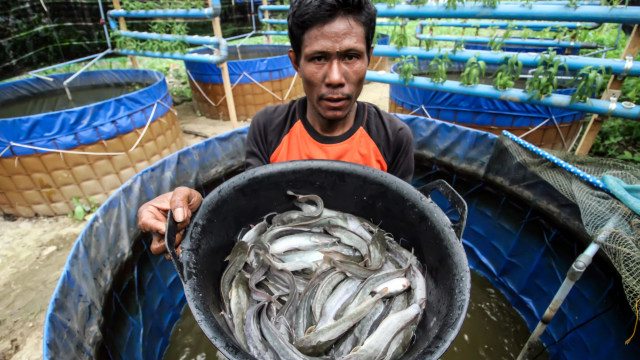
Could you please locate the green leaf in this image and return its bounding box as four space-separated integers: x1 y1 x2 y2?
74 205 85 221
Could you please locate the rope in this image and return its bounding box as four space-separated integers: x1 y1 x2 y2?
625 297 640 345
283 72 298 101
409 105 433 119
186 69 246 107
0 145 10 157
187 69 300 106
241 72 283 101
186 69 223 107
519 118 551 139
2 102 159 158
549 114 569 151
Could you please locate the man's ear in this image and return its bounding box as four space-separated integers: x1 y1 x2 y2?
288 49 300 73
367 46 374 65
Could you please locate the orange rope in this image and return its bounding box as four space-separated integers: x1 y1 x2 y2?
625 297 640 345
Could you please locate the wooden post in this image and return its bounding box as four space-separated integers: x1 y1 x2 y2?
210 8 238 127
111 0 139 69
575 25 640 156
263 0 272 45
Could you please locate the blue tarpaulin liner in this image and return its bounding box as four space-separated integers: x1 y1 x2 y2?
185 45 295 85
390 61 584 127
43 115 640 359
0 70 171 157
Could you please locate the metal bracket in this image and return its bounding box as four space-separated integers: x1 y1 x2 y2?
606 93 619 116
616 55 634 80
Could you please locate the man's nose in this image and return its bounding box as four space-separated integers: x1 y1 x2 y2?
325 59 345 87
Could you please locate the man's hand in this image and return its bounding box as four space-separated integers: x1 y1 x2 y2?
137 186 203 259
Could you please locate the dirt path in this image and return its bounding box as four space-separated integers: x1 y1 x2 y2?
0 81 389 360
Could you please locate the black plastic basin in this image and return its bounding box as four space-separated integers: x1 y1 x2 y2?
167 160 471 359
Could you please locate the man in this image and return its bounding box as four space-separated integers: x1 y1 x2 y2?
138 0 414 257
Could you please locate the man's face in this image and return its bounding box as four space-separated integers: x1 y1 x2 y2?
289 16 371 124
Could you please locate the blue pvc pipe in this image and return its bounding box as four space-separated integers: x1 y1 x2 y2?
415 34 597 49
365 70 640 120
417 20 600 31
262 30 288 36
108 7 219 19
372 45 640 76
260 17 406 27
117 30 226 48
116 49 227 64
261 18 287 25
374 4 640 24
258 5 289 12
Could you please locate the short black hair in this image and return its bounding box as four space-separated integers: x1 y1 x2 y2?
287 0 377 65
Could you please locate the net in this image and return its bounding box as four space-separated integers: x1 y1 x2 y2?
499 132 640 313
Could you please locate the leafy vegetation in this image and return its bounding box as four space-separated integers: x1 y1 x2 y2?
445 0 465 10
591 118 640 163
477 0 500 8
114 1 192 55
493 55 522 90
568 65 608 104
390 19 410 50
460 56 486 86
398 56 418 84
427 52 452 84
452 39 465 54
525 49 569 100
68 197 100 221
121 0 207 10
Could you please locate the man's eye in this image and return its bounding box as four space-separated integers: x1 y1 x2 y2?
311 56 326 63
344 54 359 61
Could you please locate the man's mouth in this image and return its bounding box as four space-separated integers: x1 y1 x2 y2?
320 94 352 107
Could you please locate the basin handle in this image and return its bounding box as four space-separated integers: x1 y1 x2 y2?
418 179 468 241
165 209 185 282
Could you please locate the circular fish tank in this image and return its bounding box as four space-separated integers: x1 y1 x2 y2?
388 60 585 150
43 116 640 359
0 69 183 217
184 44 304 121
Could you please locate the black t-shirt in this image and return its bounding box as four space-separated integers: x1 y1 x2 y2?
245 97 414 182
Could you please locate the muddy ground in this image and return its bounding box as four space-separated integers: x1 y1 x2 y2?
0 82 389 360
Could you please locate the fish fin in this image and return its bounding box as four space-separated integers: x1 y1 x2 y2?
305 325 316 335
350 346 362 354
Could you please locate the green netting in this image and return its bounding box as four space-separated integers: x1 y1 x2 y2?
500 136 640 314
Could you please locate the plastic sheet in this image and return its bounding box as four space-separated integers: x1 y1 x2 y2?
0 69 171 157
185 45 295 85
44 116 640 359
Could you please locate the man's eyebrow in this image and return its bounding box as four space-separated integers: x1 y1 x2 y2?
306 48 365 55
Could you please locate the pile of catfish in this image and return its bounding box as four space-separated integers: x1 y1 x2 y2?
221 191 427 360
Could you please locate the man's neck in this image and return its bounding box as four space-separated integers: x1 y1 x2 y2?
306 102 358 137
